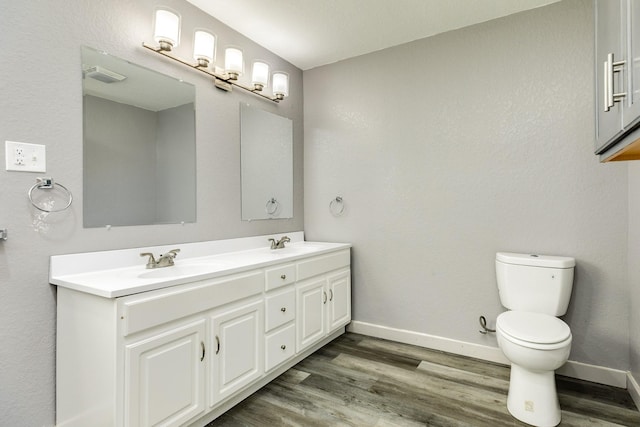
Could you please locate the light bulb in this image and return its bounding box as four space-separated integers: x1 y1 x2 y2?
272 72 289 100
193 30 215 67
252 61 269 91
225 47 243 80
154 9 180 51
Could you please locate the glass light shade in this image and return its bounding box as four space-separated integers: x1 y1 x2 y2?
154 9 180 50
225 47 244 79
252 61 269 90
272 72 289 99
193 30 215 66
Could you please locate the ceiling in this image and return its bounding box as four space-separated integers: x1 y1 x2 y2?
185 0 561 70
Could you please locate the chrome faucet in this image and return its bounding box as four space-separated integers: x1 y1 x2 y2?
140 248 180 269
268 236 290 250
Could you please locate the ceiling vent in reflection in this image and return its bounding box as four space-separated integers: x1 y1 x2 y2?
84 66 127 83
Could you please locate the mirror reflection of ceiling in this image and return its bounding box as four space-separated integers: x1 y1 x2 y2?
185 0 561 70
82 48 194 111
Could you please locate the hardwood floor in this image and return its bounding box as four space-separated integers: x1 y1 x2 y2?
207 333 640 426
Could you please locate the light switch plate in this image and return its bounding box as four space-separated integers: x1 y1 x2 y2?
5 141 46 172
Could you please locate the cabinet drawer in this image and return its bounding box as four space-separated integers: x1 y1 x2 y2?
265 288 295 332
265 324 296 372
121 272 263 336
297 250 350 281
265 263 296 291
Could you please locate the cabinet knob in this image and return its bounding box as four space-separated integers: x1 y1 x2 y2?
281 274 287 280
281 307 286 312
281 345 286 350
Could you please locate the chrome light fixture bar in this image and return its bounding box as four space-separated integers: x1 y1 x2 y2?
143 8 288 104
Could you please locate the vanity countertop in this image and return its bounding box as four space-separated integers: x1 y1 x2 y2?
50 232 350 298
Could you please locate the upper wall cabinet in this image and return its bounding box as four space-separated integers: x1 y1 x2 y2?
595 0 640 161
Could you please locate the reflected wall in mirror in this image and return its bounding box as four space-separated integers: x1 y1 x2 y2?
81 46 196 227
240 103 293 220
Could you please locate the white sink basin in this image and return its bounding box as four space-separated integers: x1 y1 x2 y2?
138 262 228 279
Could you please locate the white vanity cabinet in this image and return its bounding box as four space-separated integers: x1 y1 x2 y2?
53 238 351 427
125 319 207 426
296 251 351 353
209 298 264 406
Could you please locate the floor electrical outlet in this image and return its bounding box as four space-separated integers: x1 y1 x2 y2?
5 141 46 172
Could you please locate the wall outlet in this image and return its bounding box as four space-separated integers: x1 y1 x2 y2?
5 141 46 172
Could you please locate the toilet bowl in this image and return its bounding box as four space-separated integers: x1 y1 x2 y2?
496 311 572 427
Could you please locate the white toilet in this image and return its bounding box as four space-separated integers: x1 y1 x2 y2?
495 252 575 427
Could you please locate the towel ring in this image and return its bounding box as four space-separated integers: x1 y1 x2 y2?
28 177 73 213
329 196 345 216
265 197 279 215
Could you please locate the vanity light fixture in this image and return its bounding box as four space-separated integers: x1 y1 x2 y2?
272 72 289 100
143 7 288 103
193 30 215 67
154 9 180 51
251 61 269 91
224 47 243 80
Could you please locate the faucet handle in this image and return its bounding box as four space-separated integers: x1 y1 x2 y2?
140 252 156 268
166 248 180 257
268 238 277 249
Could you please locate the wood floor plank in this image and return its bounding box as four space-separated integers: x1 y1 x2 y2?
206 333 640 427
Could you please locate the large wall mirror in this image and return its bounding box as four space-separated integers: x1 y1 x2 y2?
81 46 196 227
240 103 293 220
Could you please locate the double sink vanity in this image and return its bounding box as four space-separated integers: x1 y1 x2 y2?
51 232 351 427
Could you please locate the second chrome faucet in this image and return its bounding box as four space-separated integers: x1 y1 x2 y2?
140 248 180 269
268 236 290 249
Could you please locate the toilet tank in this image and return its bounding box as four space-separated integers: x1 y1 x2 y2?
495 252 575 316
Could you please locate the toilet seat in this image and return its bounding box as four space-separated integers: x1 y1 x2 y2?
497 311 571 350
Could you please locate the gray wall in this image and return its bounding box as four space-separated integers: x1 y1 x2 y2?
156 102 197 223
630 163 640 380
304 0 631 370
83 95 159 226
0 1 302 425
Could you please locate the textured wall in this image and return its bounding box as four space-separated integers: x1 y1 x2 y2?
630 163 640 380
0 1 302 425
304 0 631 370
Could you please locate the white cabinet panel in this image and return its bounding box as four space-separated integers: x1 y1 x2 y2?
265 263 296 291
210 299 264 406
327 270 351 331
125 319 205 427
296 278 327 352
265 287 295 332
265 324 296 372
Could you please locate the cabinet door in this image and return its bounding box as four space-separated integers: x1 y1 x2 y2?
327 270 351 332
210 299 264 406
125 319 206 427
296 277 327 352
595 0 625 152
624 0 640 126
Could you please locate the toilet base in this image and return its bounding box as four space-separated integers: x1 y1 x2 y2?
506 364 561 427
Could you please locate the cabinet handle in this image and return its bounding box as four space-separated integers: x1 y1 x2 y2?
215 335 220 355
281 307 286 312
200 341 205 362
604 53 627 111
323 291 327 304
281 344 286 350
329 289 334 301
281 274 286 280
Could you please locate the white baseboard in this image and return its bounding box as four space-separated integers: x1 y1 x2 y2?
347 320 628 389
628 372 640 410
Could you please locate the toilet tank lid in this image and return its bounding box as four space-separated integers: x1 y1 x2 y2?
496 252 575 268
